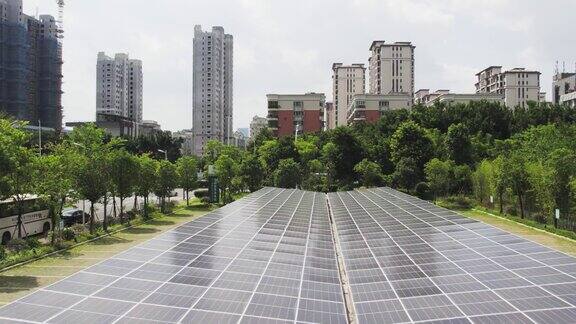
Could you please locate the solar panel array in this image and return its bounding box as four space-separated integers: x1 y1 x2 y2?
329 188 576 324
0 188 347 324
1 186 576 324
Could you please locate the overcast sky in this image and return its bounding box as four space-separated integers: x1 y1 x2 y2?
25 0 576 131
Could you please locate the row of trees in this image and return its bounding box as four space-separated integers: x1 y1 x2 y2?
200 101 576 227
0 120 199 242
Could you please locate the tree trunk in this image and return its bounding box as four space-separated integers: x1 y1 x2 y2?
143 195 148 219
120 197 124 224
499 191 504 214
133 195 138 212
50 203 56 244
186 190 189 206
113 196 117 219
518 193 525 219
89 202 95 235
16 201 23 239
103 195 108 232
57 196 65 240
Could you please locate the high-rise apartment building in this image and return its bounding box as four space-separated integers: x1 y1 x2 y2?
192 25 233 156
96 52 143 123
331 63 365 129
552 72 576 106
0 0 63 131
249 115 267 139
475 66 541 108
368 41 415 98
267 93 325 137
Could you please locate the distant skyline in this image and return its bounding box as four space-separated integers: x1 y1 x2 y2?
25 0 576 131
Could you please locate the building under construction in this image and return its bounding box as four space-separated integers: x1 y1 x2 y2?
0 0 63 132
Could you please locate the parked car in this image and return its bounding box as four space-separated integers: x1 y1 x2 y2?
61 209 90 227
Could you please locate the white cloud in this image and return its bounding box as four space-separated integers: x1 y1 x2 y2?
436 63 479 93
354 0 454 26
21 0 576 131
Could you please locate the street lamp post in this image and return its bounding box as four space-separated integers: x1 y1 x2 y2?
295 123 301 142
158 149 168 161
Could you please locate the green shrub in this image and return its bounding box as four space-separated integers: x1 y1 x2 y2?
533 214 548 224
71 224 87 236
25 237 41 249
200 197 211 205
440 196 474 210
194 189 209 199
505 205 518 216
7 238 29 253
0 245 6 260
62 228 75 241
414 182 432 201
125 211 137 221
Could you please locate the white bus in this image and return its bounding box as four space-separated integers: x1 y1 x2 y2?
0 196 51 244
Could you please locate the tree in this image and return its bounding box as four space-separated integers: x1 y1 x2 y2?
258 137 298 182
124 131 183 162
154 160 178 213
303 159 326 192
0 119 17 198
35 146 77 243
241 154 265 192
176 156 199 206
110 150 139 224
135 155 158 219
472 160 493 205
0 120 36 238
424 159 453 199
548 149 576 218
452 164 472 195
354 159 383 188
503 154 530 219
325 127 364 188
393 157 420 191
491 156 507 214
390 121 434 184
321 142 338 191
526 161 554 221
446 123 473 165
275 158 301 189
215 154 237 204
68 125 114 234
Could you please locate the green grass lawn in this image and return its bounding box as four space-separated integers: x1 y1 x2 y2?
0 200 213 305
459 209 576 257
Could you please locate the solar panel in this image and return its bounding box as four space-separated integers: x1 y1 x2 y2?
328 187 576 324
0 188 347 323
1 186 575 324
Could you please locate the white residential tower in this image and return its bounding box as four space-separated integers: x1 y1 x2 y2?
192 25 234 156
96 52 143 123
